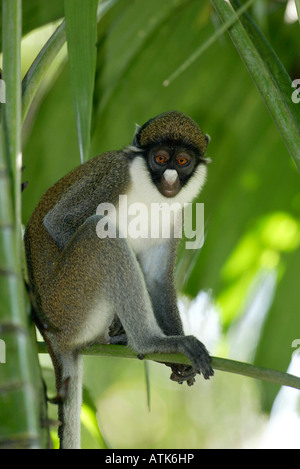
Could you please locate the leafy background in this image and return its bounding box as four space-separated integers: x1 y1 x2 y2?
7 0 300 448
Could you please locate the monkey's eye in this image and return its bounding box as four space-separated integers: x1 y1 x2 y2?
154 151 169 165
176 154 190 166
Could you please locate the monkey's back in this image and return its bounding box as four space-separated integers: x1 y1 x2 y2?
24 151 130 320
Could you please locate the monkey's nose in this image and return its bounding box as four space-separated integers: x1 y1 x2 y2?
163 169 178 184
160 169 180 197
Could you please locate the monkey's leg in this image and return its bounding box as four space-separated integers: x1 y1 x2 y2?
80 215 211 379
40 214 158 448
107 318 196 384
72 217 213 380
42 214 213 448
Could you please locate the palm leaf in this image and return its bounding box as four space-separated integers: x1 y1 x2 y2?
64 0 98 163
211 0 300 169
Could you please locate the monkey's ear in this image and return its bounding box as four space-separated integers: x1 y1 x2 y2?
132 123 141 147
205 134 211 145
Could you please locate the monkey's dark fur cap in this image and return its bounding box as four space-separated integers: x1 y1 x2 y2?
135 111 208 157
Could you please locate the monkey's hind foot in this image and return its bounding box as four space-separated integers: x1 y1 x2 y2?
165 363 197 386
109 333 128 345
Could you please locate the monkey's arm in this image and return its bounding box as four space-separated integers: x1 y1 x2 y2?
137 240 183 336
44 175 94 249
138 240 201 385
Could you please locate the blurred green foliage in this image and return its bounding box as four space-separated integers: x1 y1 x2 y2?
13 0 300 448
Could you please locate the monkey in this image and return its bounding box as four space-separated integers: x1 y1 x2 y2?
24 111 213 449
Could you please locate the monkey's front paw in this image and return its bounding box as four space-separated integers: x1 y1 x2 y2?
180 336 214 380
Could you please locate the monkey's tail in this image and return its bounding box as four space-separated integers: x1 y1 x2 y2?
57 351 83 449
44 335 83 449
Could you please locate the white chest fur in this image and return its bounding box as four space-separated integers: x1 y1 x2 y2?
115 156 207 255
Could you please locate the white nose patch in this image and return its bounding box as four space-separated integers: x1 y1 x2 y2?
163 169 178 184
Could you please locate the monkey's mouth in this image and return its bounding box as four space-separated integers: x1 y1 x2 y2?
159 178 180 197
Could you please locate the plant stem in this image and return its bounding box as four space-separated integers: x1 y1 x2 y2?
0 0 48 449
2 0 22 233
37 342 300 391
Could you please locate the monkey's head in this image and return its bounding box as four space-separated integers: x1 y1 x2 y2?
130 111 210 198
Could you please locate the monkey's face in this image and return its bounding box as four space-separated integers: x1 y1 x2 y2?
147 145 197 198
129 111 210 202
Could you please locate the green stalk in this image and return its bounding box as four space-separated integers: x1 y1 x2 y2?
37 342 300 391
2 0 22 232
0 0 48 449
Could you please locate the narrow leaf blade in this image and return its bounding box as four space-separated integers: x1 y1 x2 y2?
64 0 98 163
211 0 300 170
